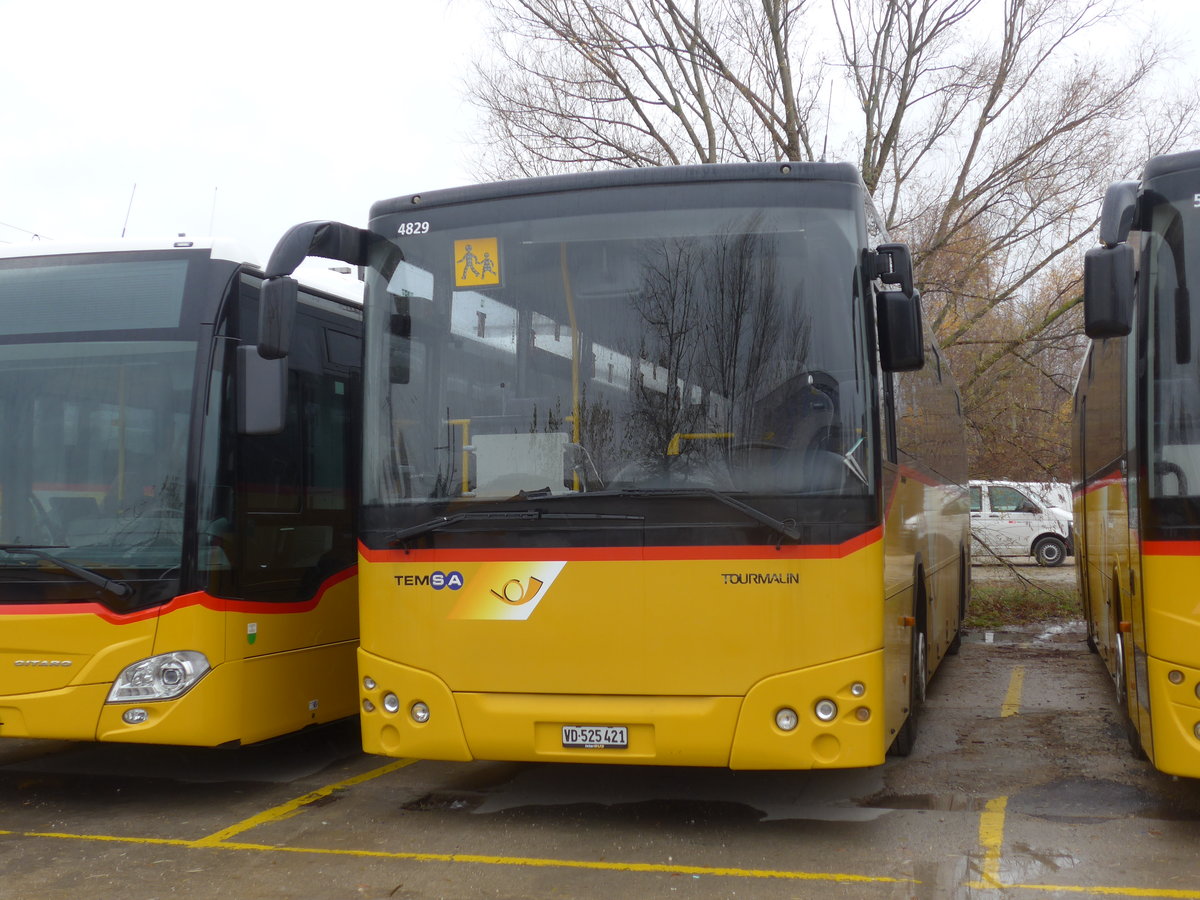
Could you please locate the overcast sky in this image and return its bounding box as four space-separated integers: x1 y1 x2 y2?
2 0 1196 265
1 0 488 261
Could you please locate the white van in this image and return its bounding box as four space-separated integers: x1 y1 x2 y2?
969 480 1074 567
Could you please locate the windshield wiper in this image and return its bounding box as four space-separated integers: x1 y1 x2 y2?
388 509 644 546
613 488 801 543
486 489 802 543
0 543 133 599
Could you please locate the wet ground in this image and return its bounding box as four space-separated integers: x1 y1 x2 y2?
2 564 1199 899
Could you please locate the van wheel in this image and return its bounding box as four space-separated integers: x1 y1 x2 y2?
1033 535 1067 567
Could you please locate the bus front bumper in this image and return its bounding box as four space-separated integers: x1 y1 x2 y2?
358 648 886 769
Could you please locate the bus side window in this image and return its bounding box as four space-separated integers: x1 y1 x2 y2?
234 300 357 603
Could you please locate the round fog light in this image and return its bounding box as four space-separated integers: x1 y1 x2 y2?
411 701 431 724
1168 670 1184 685
382 692 401 714
775 707 798 731
855 707 871 722
1194 722 1200 741
122 708 148 725
850 682 866 697
814 699 838 722
363 676 377 690
362 699 375 713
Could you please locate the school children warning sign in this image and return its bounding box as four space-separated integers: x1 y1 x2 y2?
453 238 500 288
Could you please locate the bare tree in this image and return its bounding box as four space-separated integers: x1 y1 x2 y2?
472 0 826 174
468 0 1198 478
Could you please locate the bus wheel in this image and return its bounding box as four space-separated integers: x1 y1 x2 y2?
1112 612 1147 761
1033 535 1067 567
947 549 968 656
889 617 927 757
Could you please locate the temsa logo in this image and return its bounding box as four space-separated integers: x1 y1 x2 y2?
393 570 464 590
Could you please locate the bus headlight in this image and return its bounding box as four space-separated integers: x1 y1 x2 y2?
775 708 798 732
814 699 839 722
107 651 210 702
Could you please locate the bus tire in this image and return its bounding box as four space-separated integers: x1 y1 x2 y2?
1033 535 1067 567
1111 593 1147 761
947 548 968 656
889 582 928 757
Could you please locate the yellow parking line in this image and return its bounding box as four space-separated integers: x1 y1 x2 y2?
194 757 417 846
1000 884 1200 898
19 826 1200 895
975 795 1007 888
1002 666 1025 717
14 829 918 885
25 831 194 847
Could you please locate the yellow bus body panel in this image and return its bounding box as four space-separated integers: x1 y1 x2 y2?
0 571 359 746
1139 553 1200 775
97 639 359 746
359 541 894 768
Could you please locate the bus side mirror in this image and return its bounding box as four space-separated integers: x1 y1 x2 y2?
877 290 925 372
1098 180 1139 248
237 344 287 435
875 243 914 298
258 276 298 360
1083 244 1134 338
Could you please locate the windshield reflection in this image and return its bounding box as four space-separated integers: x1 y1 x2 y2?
0 341 194 569
366 201 871 511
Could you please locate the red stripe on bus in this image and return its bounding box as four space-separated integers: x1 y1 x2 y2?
1076 468 1125 499
0 566 356 624
1142 541 1200 557
358 527 882 565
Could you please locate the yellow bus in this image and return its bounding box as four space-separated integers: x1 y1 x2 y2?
0 238 362 746
1076 148 1200 776
265 163 969 768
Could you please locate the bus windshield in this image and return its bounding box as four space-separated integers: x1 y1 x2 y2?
0 259 197 579
1144 175 1200 499
364 182 874 516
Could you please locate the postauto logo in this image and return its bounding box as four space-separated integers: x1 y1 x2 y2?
448 561 567 621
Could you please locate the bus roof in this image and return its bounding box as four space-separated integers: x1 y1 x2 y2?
370 161 865 219
1143 148 1200 182
0 237 363 305
0 236 260 266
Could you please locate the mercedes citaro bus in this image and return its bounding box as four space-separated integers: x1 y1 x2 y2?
1076 148 1200 776
263 162 969 768
0 238 361 745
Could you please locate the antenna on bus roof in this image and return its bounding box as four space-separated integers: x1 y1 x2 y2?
120 183 137 238
819 81 833 163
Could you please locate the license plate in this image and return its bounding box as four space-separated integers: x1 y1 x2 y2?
562 725 628 749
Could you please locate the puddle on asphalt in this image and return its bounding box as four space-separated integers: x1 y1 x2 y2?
1011 776 1200 823
401 764 891 822
859 792 986 812
964 623 1088 646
